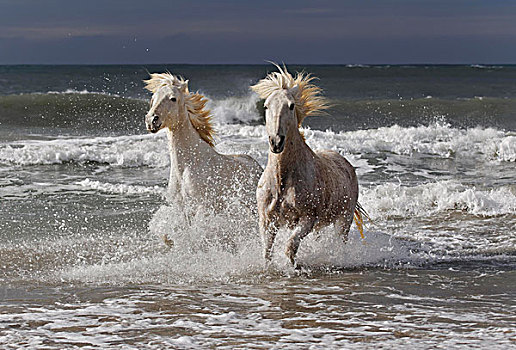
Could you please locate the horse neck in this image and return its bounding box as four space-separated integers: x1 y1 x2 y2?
167 106 215 171
267 126 314 178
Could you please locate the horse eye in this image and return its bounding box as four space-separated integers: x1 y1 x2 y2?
289 103 295 110
263 106 268 110
170 97 177 102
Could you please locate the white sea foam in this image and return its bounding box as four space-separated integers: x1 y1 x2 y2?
59 218 416 285
4 178 512 286
360 181 516 218
47 89 100 95
1 123 514 168
218 122 516 163
76 179 164 195
304 123 516 162
208 93 262 124
33 89 123 97
470 64 504 69
0 134 169 167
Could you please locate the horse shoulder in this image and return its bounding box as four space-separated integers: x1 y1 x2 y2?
257 167 281 215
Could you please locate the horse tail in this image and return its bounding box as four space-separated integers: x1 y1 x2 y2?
353 202 370 239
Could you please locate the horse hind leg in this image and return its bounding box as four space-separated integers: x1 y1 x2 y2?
335 215 353 244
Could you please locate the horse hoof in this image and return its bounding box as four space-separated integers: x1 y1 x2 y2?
162 234 174 248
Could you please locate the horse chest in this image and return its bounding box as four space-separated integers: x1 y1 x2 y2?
264 183 303 224
177 167 197 197
173 166 207 196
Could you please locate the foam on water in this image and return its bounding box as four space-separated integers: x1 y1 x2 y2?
304 123 516 162
2 275 513 350
207 93 262 124
1 123 514 168
1 115 514 284
0 134 169 167
361 181 516 218
60 177 516 284
76 179 164 195
57 204 419 285
220 122 516 163
45 89 121 97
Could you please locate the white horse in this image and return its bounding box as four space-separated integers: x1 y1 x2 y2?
251 64 366 267
144 73 262 243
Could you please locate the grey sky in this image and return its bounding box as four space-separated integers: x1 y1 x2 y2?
1 0 515 64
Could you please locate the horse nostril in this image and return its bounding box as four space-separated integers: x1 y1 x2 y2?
152 115 159 125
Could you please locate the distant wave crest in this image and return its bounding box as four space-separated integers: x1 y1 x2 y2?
1 123 514 167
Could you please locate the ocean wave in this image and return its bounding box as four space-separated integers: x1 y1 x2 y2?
308 123 515 161
1 123 514 167
76 179 164 195
207 93 262 124
3 90 516 133
329 96 516 126
0 134 169 167
0 91 263 134
345 64 371 68
221 122 516 162
470 64 505 69
44 89 121 97
361 181 516 218
0 91 148 133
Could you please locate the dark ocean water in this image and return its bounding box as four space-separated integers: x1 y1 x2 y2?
0 65 515 348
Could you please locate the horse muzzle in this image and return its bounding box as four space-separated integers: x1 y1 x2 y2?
146 115 162 133
269 135 286 154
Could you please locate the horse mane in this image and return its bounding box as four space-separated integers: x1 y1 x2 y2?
144 72 216 147
250 63 329 126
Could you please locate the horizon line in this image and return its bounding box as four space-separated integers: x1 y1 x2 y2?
1 62 516 66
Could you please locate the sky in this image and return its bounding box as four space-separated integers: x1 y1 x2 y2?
1 0 516 64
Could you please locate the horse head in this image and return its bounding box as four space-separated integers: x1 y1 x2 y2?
144 74 189 133
251 63 329 154
263 86 299 153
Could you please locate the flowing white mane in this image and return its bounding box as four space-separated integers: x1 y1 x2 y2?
251 63 329 126
144 72 216 147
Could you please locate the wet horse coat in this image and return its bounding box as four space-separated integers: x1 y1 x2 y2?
144 73 262 242
251 65 364 266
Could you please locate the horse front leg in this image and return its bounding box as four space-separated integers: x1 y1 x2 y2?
286 218 315 268
259 217 278 263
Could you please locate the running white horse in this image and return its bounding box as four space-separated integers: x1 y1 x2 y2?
144 73 262 242
251 64 366 267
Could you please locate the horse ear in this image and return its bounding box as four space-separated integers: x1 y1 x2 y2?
289 84 300 97
180 80 189 93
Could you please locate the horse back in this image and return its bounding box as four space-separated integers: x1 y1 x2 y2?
316 150 357 185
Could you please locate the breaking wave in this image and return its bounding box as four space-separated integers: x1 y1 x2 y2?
0 134 169 167
361 181 516 218
76 179 164 195
1 123 514 167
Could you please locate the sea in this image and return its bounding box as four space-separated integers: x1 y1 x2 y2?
0 64 515 349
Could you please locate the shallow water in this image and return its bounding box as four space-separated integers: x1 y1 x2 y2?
0 65 515 348
1 266 514 349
